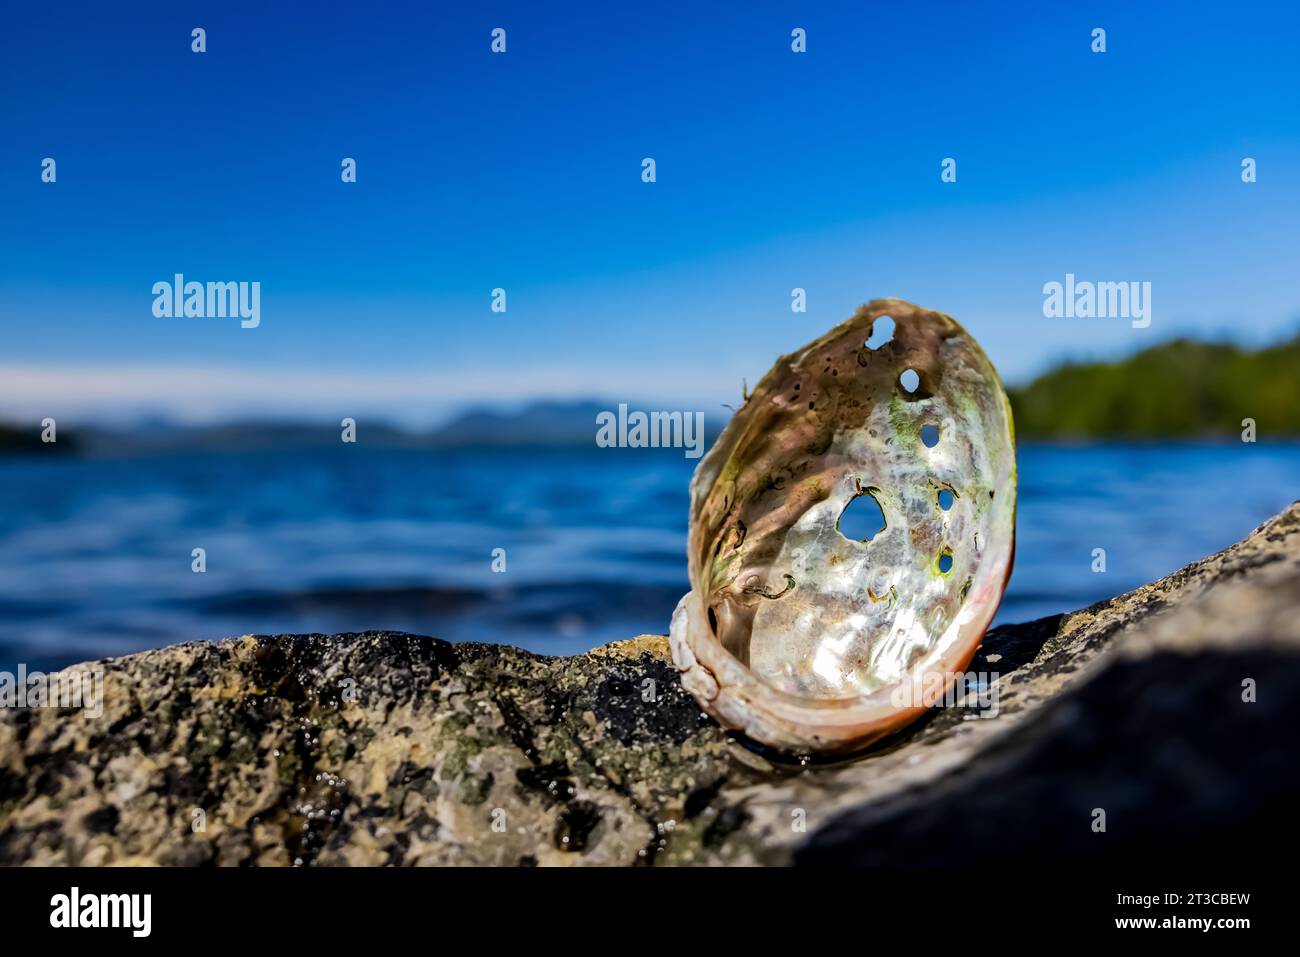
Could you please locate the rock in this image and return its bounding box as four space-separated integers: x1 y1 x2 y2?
2 504 1298 866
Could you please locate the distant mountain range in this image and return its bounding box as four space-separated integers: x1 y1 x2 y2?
3 335 1298 455
429 401 640 446
0 401 728 456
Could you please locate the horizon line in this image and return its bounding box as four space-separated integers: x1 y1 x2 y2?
2 327 1296 427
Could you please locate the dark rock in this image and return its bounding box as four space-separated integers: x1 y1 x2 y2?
1 505 1298 866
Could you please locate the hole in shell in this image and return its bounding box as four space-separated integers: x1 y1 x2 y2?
899 368 920 393
864 315 895 349
938 489 955 511
937 549 954 574
920 424 939 448
837 489 886 542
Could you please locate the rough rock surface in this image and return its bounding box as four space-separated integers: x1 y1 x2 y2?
2 504 1298 866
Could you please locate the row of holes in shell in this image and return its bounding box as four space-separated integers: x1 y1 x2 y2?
844 314 956 575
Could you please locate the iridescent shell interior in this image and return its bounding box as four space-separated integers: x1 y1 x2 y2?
670 299 1016 753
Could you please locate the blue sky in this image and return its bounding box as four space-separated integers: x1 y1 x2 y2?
2 1 1298 424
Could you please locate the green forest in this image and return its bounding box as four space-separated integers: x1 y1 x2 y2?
1008 335 1300 439
0 424 54 453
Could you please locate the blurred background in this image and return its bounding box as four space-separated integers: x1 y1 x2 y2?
1 1 1298 671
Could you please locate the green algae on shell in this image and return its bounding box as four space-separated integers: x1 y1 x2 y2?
669 299 1017 754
